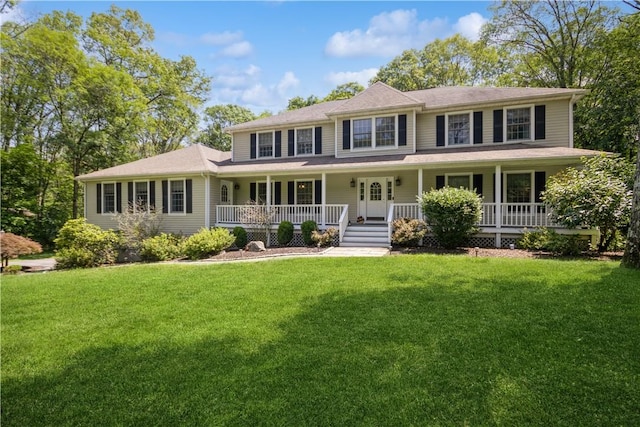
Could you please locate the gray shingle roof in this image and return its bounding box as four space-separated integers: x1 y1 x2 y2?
326 81 424 116
77 144 231 181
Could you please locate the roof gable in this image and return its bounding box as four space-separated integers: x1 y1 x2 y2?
327 82 423 116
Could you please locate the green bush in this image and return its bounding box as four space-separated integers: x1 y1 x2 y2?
517 227 582 256
301 220 317 246
139 233 184 262
182 228 235 260
418 187 482 249
311 227 338 247
232 226 248 249
277 221 294 246
391 218 427 247
54 218 120 268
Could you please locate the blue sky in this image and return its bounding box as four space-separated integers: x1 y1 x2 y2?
14 1 496 113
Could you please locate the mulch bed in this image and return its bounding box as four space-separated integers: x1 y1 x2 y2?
391 246 624 261
198 247 322 262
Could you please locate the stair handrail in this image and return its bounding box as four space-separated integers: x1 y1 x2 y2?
387 203 395 246
338 204 349 243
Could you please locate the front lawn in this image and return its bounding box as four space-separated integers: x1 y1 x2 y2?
2 256 639 425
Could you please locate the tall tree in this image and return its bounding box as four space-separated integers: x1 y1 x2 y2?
323 82 365 101
482 0 617 88
623 147 640 268
196 105 258 151
286 95 320 111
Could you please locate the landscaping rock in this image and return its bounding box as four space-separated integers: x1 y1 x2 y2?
245 241 266 252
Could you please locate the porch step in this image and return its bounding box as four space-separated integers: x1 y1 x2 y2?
341 224 389 248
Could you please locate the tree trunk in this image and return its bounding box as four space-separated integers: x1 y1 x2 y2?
622 146 640 268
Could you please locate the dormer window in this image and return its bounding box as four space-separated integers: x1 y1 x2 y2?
353 119 372 148
351 115 397 150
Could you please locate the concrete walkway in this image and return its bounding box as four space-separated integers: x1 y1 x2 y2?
322 247 390 257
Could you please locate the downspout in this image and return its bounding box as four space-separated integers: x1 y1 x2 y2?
569 94 577 148
202 172 210 229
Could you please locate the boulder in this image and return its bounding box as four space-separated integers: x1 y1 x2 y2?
245 241 266 252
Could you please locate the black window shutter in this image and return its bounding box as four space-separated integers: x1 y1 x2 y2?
274 181 281 205
185 179 192 213
275 131 282 157
535 105 546 140
96 183 102 213
436 175 445 189
535 171 546 203
128 182 133 206
250 182 256 201
493 110 503 143
473 111 483 144
473 174 483 196
149 181 156 209
162 180 168 213
314 180 322 204
116 183 122 213
288 129 295 156
250 133 257 159
436 115 445 147
315 126 322 154
342 120 351 150
398 114 407 146
288 181 295 204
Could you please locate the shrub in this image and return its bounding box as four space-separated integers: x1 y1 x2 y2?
418 187 482 249
139 233 184 262
232 226 248 249
301 220 317 246
311 227 338 247
113 202 162 259
391 218 427 247
54 219 120 268
518 227 582 256
277 221 294 246
182 228 235 260
0 232 43 268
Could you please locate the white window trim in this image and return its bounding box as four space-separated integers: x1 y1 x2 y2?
255 180 276 205
445 111 473 147
503 105 534 143
350 115 398 151
445 173 473 189
168 178 186 215
294 127 315 157
101 181 117 215
257 130 275 159
133 180 150 212
503 171 535 203
294 179 314 205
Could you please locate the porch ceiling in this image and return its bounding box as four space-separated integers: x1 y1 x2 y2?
215 144 603 177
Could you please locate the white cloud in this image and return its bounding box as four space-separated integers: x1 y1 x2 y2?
277 71 299 96
325 68 379 87
241 84 272 106
213 64 261 89
324 9 448 58
453 12 487 41
200 31 244 46
218 41 254 58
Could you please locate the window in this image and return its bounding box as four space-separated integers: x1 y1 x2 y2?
258 132 273 158
296 128 313 155
506 173 532 203
375 117 395 147
256 182 276 204
387 180 393 201
221 184 229 203
296 180 313 205
103 183 115 214
353 119 372 148
170 180 185 213
506 108 531 141
370 182 382 201
448 114 470 145
134 181 149 211
359 181 365 201
447 174 471 189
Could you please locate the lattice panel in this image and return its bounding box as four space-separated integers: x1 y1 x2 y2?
469 236 499 248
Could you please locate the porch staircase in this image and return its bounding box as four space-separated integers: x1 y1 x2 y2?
340 223 390 247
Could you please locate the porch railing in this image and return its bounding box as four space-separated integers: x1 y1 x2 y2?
391 202 562 228
216 204 347 227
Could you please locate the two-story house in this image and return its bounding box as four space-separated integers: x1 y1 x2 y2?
77 82 602 247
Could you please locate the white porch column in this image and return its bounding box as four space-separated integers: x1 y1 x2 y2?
321 172 327 227
266 175 272 246
495 164 502 248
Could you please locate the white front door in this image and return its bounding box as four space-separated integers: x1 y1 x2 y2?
220 180 233 205
358 177 393 220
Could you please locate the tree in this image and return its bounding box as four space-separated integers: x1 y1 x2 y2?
542 155 634 251
482 0 617 88
323 82 364 101
286 95 320 111
0 232 42 269
371 34 504 91
622 147 640 268
196 104 257 151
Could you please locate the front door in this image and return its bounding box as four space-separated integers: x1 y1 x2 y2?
220 180 233 205
358 177 393 220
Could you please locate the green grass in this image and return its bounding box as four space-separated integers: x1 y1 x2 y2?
16 251 55 260
2 256 639 426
